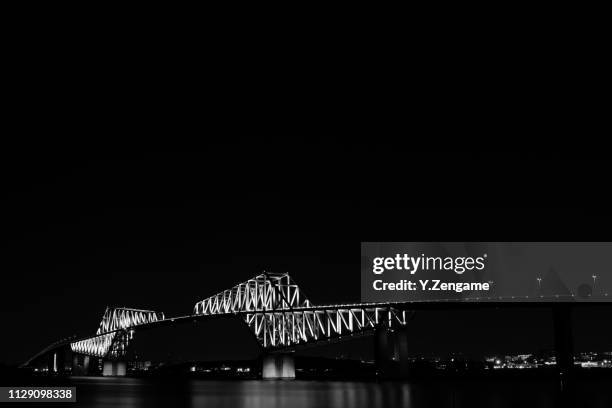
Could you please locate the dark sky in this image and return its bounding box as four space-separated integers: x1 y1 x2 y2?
0 19 609 368
1 147 611 365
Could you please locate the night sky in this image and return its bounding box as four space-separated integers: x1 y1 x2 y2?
1 147 611 365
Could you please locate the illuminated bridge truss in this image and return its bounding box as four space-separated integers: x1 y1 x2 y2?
194 273 311 315
244 305 409 349
70 307 164 358
194 273 409 349
64 273 408 360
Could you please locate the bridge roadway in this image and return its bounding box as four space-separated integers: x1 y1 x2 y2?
30 297 595 353
24 298 606 378
23 271 607 378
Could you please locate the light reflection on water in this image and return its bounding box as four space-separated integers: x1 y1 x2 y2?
189 381 414 408
43 376 608 408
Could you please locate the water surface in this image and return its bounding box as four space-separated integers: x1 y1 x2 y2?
17 376 612 408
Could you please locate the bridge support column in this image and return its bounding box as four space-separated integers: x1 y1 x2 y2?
376 326 410 378
396 326 410 377
262 353 295 379
102 361 127 377
46 347 70 374
375 326 392 377
47 353 57 373
72 354 92 376
553 304 573 375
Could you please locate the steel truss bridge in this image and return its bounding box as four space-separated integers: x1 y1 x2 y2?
194 273 411 350
24 272 591 371
60 273 410 360
70 307 164 358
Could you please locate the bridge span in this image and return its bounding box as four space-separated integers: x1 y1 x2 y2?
23 272 584 379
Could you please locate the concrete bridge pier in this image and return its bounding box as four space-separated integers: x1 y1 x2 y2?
102 360 127 376
395 326 410 376
47 352 58 374
47 346 70 374
553 304 574 375
261 353 295 379
375 326 392 376
71 354 97 376
376 325 410 378
72 355 88 375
